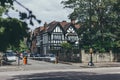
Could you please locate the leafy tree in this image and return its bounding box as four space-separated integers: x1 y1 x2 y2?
112 0 120 52
61 42 72 61
0 0 41 25
12 40 29 52
62 0 120 52
0 7 5 16
61 42 72 49
0 18 29 51
0 0 41 51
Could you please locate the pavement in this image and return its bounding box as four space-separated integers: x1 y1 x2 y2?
67 62 120 68
0 59 120 72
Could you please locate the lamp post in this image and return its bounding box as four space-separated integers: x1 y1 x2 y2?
88 0 94 66
88 48 94 66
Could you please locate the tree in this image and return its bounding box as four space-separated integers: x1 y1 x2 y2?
0 7 5 16
112 0 120 52
0 0 41 51
62 0 120 52
61 42 72 61
61 42 72 49
0 18 29 51
0 0 41 25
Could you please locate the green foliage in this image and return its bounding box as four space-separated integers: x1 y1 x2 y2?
62 0 120 53
0 18 29 51
0 7 5 16
0 0 41 52
0 0 13 7
0 0 41 26
61 42 72 49
12 40 29 52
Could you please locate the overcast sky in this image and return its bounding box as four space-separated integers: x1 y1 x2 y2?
8 0 73 30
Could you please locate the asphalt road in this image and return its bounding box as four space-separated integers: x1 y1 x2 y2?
0 59 120 80
10 72 120 80
0 67 120 80
0 59 80 72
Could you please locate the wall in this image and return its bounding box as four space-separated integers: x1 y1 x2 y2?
81 50 114 63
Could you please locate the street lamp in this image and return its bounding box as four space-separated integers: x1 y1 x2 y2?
88 0 94 66
88 48 94 66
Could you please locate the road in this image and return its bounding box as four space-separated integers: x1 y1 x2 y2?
0 59 119 80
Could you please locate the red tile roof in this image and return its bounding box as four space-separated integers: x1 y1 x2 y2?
34 21 80 34
60 21 68 27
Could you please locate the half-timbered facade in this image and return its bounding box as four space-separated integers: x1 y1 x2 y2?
31 20 80 55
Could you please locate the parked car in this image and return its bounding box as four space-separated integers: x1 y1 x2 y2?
45 54 56 62
30 53 41 57
20 52 28 59
5 52 16 62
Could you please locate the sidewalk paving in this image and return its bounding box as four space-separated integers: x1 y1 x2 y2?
60 61 120 68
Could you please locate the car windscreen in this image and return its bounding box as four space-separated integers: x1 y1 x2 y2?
22 53 28 56
46 54 55 57
6 52 15 56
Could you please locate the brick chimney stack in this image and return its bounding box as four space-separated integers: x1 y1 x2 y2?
44 22 47 27
71 19 76 24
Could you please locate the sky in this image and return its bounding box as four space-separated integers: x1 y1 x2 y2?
7 0 73 30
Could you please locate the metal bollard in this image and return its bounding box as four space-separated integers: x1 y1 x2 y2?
55 56 58 64
23 56 27 65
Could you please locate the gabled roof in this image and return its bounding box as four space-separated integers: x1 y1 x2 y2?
63 23 78 34
63 23 71 31
39 26 46 34
60 21 80 30
60 21 68 27
47 21 59 33
33 27 40 36
34 20 80 34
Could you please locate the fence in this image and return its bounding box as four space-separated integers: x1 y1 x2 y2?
59 52 81 62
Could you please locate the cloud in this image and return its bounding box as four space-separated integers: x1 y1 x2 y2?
12 0 73 30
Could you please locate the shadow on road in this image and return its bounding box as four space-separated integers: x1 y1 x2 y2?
9 72 120 80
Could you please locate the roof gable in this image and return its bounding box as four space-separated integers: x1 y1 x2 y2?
34 21 80 35
53 26 63 33
47 21 65 34
64 23 77 33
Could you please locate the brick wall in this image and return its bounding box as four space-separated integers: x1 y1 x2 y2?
81 50 115 63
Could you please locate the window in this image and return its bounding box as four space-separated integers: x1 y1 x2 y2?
53 34 62 40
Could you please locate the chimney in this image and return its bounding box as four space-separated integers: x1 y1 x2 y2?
71 19 76 24
44 22 47 27
62 20 66 22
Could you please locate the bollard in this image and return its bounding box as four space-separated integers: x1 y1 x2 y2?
16 56 20 66
0 60 2 66
23 56 27 65
55 56 58 64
